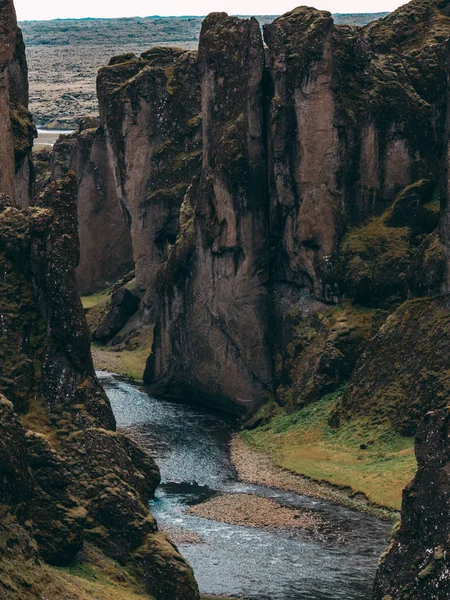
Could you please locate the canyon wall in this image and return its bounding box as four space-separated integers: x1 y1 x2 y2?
0 0 34 207
132 0 449 423
97 47 202 323
145 14 273 415
0 3 199 597
50 120 134 294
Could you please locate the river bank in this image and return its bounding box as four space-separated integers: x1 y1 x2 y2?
88 333 400 520
187 493 324 532
230 436 396 521
102 372 390 600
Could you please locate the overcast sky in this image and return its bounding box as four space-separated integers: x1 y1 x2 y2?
15 0 408 20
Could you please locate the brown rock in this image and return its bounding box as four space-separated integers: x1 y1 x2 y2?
97 46 201 322
0 0 35 207
374 407 450 599
94 287 139 342
50 126 134 295
146 14 273 416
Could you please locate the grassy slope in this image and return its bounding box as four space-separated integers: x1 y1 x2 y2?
0 536 154 600
81 288 111 309
242 390 416 510
82 288 153 381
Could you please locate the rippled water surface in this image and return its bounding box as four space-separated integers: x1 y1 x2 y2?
100 372 390 600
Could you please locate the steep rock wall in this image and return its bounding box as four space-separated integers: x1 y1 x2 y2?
97 47 201 322
374 407 450 599
0 0 34 208
144 0 449 419
50 121 134 295
265 1 449 306
0 175 199 600
145 13 273 416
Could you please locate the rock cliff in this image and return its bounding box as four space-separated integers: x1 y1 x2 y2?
97 47 201 323
50 120 134 294
374 407 450 599
0 0 35 208
138 0 450 424
144 14 273 415
0 174 198 599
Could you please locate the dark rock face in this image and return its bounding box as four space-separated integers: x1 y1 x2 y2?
50 121 134 295
97 47 202 322
142 0 450 421
145 14 273 416
0 396 33 512
0 173 199 599
265 7 341 303
374 408 450 600
94 287 139 341
265 1 449 305
0 0 35 207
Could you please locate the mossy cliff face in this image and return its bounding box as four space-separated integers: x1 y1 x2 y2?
0 174 199 599
48 120 134 295
374 408 450 600
97 47 201 323
139 1 450 424
334 297 450 437
145 14 273 416
265 0 449 307
0 0 35 208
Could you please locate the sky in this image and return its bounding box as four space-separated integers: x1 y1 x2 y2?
15 0 408 21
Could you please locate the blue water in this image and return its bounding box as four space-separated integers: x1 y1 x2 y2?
100 372 390 600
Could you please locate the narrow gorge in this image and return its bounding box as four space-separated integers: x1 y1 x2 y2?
2 0 450 598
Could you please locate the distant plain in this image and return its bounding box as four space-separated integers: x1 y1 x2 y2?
20 14 388 128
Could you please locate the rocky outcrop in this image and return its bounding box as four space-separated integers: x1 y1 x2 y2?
265 0 449 306
145 14 273 416
0 173 199 599
97 47 202 322
93 286 139 341
141 0 450 419
50 120 134 295
0 0 35 207
334 297 450 436
374 407 450 599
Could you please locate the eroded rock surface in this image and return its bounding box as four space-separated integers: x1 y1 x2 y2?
49 120 134 295
374 408 450 600
0 0 35 207
0 174 199 599
97 47 202 322
145 14 273 416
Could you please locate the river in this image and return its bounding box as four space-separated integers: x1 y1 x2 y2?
99 372 390 600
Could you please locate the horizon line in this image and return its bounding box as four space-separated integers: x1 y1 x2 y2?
18 11 389 23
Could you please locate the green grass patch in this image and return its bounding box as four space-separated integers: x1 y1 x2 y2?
81 288 112 309
242 389 416 510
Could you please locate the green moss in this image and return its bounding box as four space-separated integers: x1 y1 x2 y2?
10 103 36 163
276 301 387 410
340 215 412 307
81 288 112 310
337 296 450 436
242 388 416 510
108 53 137 66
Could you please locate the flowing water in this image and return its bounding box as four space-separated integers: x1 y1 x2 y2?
100 372 391 600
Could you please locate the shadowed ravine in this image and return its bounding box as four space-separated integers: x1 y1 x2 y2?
100 372 390 600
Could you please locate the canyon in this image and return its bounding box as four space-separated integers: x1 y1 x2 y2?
1 0 450 598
